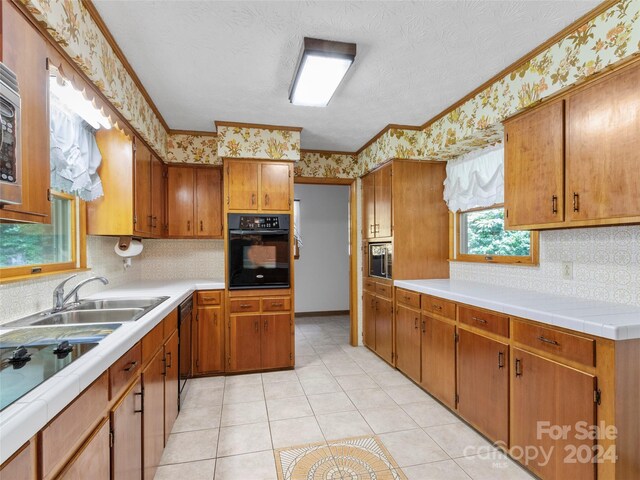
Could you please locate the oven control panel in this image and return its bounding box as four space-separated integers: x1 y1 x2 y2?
239 216 280 229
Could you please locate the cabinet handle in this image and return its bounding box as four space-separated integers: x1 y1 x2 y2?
265 193 270 206
133 391 143 414
147 215 153 227
271 302 284 307
432 304 442 311
254 319 259 333
187 220 191 231
200 220 204 231
552 195 558 215
573 192 580 213
404 295 410 301
498 351 505 369
421 319 426 333
515 358 523 377
537 335 560 347
202 297 216 302
472 316 487 325
375 224 380 233
414 317 419 329
240 304 252 309
123 360 138 372
264 319 268 331
166 351 172 368
370 225 374 234
251 193 256 205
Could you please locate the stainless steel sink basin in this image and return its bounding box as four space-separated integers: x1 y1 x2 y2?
74 297 167 311
29 309 145 326
0 324 122 347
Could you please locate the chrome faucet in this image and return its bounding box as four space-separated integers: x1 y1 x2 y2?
52 275 109 312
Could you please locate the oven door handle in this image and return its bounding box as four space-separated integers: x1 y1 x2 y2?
229 229 290 235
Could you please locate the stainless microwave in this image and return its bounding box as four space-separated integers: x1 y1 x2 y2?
0 62 21 205
369 242 392 279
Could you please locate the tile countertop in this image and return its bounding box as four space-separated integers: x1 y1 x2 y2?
394 279 640 341
0 278 224 464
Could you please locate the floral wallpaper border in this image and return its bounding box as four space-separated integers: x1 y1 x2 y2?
296 151 359 178
167 133 220 164
217 125 301 161
20 0 168 159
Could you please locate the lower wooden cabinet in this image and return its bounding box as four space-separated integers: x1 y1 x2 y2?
261 314 292 370
375 297 393 364
457 329 509 445
420 314 456 409
229 314 263 372
362 279 393 364
142 347 165 480
164 330 179 443
511 348 597 480
395 303 421 382
111 379 143 480
0 438 36 479
59 419 110 479
363 291 376 349
195 304 224 374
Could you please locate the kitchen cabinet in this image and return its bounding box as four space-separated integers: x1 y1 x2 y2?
167 166 223 238
58 419 110 480
362 163 391 239
420 314 456 409
511 348 597 480
395 302 421 382
363 291 376 350
111 379 143 480
0 438 36 479
151 154 166 236
362 278 393 364
224 159 293 213
195 290 224 375
164 329 179 443
134 140 153 236
375 296 394 364
0 2 50 223
362 173 376 240
457 329 509 445
142 347 165 480
261 313 293 369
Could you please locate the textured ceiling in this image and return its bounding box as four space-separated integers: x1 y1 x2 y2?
94 0 600 151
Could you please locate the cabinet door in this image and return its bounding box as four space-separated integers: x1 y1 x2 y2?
374 164 392 237
1 4 50 222
134 138 153 236
362 173 376 239
195 168 223 237
504 100 565 228
0 440 36 480
142 348 165 480
457 329 509 445
363 291 376 349
261 163 290 211
375 296 393 364
566 62 640 223
164 330 179 443
227 161 259 210
395 304 421 382
196 306 224 374
167 166 194 237
229 314 262 372
150 155 166 237
511 348 597 480
421 315 456 408
111 379 143 480
59 419 110 480
261 313 292 369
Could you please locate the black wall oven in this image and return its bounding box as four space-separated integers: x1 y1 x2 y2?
228 214 290 290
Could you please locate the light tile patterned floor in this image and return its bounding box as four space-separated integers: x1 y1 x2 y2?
156 315 534 480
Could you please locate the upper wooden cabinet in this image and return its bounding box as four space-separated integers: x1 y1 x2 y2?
224 159 293 213
134 140 153 236
166 165 223 238
150 154 166 236
362 163 392 239
0 3 50 223
504 58 640 230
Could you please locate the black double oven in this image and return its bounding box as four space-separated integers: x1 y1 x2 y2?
228 213 291 290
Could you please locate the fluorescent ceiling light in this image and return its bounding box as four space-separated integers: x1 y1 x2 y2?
289 38 356 107
50 77 111 130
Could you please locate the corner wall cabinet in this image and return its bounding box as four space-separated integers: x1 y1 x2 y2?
224 159 293 213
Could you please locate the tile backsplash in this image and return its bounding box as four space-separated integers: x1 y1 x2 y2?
450 225 640 306
1 236 224 325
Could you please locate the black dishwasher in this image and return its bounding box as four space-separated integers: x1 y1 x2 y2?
178 295 193 409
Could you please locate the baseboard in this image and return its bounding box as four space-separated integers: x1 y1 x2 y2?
295 310 350 317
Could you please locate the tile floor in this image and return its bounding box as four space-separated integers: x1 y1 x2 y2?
156 315 534 480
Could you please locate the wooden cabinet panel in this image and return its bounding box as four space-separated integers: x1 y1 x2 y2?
111 379 143 480
197 290 222 305
151 154 166 236
362 172 376 239
196 167 222 237
459 305 509 338
0 4 50 223
395 304 421 382
422 295 456 321
0 439 36 480
375 282 392 299
363 277 377 293
566 62 640 223
458 329 509 445
375 296 393 364
504 100 565 228
363 292 376 350
261 163 290 211
110 343 142 400
227 161 259 210
262 297 291 312
229 298 261 313
167 166 194 236
58 419 110 480
374 164 392 237
142 321 164 365
196 306 224 374
261 313 292 369
511 348 597 480
164 330 179 442
134 139 153 236
142 348 165 480
421 315 456 408
396 289 420 310
229 314 262 372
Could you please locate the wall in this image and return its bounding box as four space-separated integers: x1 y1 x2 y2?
294 184 350 313
450 225 640 306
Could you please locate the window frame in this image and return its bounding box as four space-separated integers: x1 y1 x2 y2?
0 190 87 282
453 203 539 266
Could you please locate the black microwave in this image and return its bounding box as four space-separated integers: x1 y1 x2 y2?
369 242 392 279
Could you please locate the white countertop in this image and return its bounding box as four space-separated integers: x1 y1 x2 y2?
0 278 224 464
394 279 640 341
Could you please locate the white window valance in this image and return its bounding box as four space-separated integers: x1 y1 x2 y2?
443 145 504 212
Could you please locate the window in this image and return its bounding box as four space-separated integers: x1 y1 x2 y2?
455 205 538 265
0 191 83 279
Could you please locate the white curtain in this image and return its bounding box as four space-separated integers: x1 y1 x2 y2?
443 145 504 212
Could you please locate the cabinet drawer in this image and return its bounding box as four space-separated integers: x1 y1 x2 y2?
142 321 164 365
396 289 420 309
164 308 178 341
41 373 109 479
197 290 221 305
513 319 595 367
109 343 142 399
364 278 377 292
230 298 261 313
262 297 291 312
459 306 509 338
422 295 456 320
376 283 392 299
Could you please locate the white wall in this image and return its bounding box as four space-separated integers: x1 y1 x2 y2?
294 184 350 313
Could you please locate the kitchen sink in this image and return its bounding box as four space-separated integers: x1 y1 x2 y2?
29 309 145 326
74 297 168 311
